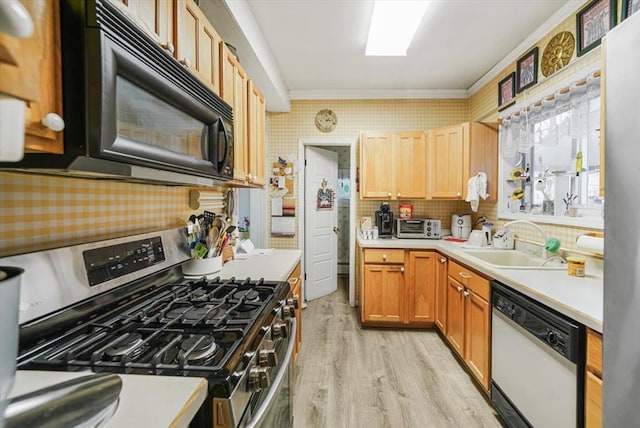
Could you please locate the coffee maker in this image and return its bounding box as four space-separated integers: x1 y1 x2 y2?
375 202 394 238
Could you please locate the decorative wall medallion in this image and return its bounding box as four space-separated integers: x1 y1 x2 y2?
541 31 575 77
315 109 337 133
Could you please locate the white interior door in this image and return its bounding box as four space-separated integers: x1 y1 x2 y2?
305 146 338 301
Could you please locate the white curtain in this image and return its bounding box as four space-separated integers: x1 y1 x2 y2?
499 74 601 162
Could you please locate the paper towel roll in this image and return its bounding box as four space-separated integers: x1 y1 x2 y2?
576 235 604 254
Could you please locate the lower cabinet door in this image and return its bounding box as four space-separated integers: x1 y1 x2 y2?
446 277 465 356
464 291 490 391
363 265 405 323
408 251 435 323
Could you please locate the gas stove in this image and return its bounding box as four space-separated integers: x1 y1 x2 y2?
3 228 297 428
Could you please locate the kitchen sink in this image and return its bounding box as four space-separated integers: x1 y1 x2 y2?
461 249 566 270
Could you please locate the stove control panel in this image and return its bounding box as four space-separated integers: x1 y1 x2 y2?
83 236 166 286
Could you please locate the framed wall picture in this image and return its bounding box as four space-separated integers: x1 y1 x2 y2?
516 47 539 93
576 0 617 56
498 72 516 111
621 0 640 20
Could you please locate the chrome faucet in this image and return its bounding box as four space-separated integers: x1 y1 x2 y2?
503 220 557 259
540 254 567 267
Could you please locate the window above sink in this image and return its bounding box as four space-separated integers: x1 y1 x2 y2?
497 73 603 230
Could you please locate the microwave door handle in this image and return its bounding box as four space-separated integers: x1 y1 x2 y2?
217 118 229 171
201 123 212 163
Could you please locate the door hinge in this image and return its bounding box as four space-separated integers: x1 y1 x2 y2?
304 159 307 166
304 273 307 280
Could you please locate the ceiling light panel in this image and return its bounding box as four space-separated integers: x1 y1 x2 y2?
365 0 430 56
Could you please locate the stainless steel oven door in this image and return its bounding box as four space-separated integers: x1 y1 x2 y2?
243 319 296 428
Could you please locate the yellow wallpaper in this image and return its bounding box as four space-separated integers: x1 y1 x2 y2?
267 98 470 249
0 172 220 257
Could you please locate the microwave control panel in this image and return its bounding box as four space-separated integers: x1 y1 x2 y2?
83 236 166 286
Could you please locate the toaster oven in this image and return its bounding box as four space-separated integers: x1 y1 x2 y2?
395 219 442 239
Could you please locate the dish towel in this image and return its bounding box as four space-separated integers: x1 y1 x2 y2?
465 172 489 212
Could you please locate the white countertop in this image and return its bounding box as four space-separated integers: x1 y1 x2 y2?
357 236 603 332
8 371 208 428
194 249 302 282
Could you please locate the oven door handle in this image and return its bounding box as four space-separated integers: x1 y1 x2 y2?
245 318 296 428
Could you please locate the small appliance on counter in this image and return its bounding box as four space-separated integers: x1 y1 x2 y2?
375 202 394 238
451 214 472 239
395 219 442 239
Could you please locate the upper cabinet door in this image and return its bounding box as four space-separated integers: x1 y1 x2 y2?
360 133 394 199
108 0 174 53
0 0 64 154
175 0 221 95
248 80 266 187
396 132 427 199
429 125 465 199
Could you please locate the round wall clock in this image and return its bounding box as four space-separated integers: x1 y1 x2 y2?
315 109 337 133
541 31 575 77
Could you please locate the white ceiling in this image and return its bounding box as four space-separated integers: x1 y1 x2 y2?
204 0 582 111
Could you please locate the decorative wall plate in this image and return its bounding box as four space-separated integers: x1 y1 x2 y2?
541 31 575 77
315 109 337 133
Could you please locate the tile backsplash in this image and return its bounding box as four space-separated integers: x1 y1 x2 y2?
0 172 213 257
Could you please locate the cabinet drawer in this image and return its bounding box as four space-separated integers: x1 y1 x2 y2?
448 260 490 301
585 370 603 428
586 329 603 377
364 249 405 264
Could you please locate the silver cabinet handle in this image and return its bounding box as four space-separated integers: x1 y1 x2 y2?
456 192 462 197
382 254 387 260
458 272 472 280
463 291 470 297
400 267 405 273
440 257 446 263
457 286 464 293
397 192 401 197
41 113 65 132
387 192 392 197
179 58 191 68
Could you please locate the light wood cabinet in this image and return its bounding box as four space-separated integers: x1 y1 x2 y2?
434 253 448 333
108 0 174 53
361 249 437 327
247 80 266 187
0 0 64 153
360 131 427 200
585 328 603 428
362 248 406 324
287 262 302 363
445 260 491 391
175 0 222 95
221 43 250 183
407 251 436 323
428 122 498 201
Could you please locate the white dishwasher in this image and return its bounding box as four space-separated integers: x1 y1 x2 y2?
490 281 585 428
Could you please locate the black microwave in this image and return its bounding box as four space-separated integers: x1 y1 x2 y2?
2 0 233 185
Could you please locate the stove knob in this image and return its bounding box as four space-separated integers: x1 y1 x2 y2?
248 367 270 392
272 322 289 339
286 295 299 309
282 305 296 319
258 349 278 367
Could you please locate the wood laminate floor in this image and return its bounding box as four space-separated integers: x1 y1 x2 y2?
293 277 503 428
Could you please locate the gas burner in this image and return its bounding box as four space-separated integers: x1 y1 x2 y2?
179 335 219 365
104 333 145 361
231 304 259 319
191 288 209 301
233 289 260 302
166 306 220 323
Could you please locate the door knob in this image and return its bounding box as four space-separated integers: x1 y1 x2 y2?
332 226 340 234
